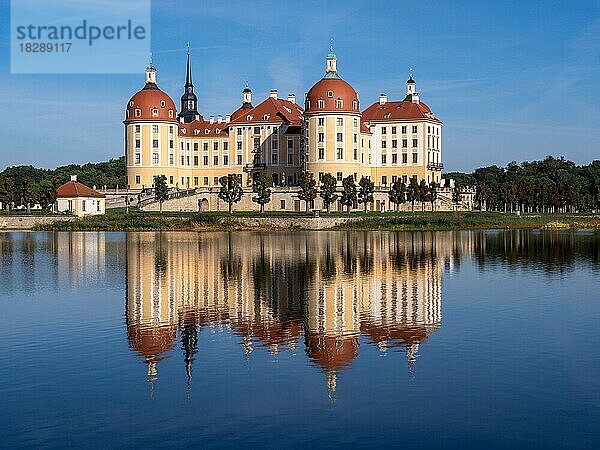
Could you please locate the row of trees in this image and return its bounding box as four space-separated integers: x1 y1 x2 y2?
445 156 600 213
189 172 440 214
0 156 126 211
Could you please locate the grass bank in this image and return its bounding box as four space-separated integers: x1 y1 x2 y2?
31 209 600 232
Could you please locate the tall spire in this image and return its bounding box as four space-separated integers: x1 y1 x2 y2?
185 42 192 87
179 42 199 123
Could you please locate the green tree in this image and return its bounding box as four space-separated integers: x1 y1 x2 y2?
340 175 358 214
297 171 317 212
388 179 406 211
452 182 463 207
252 173 272 213
428 181 439 211
218 174 244 214
0 177 15 210
406 178 419 212
154 175 169 213
319 173 338 213
38 180 57 211
418 179 429 211
357 176 374 213
20 177 38 213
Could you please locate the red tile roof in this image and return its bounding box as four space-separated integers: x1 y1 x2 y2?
56 181 105 198
362 99 442 124
229 97 303 126
360 121 372 134
124 86 178 123
305 78 360 114
178 119 229 138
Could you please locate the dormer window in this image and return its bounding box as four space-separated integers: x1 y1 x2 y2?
215 129 220 134
160 100 166 108
384 113 391 119
327 90 334 98
135 109 141 117
205 129 210 134
352 100 358 109
336 99 343 109
181 128 186 134
152 108 158 117
168 110 173 118
247 115 253 121
318 99 325 109
126 110 130 118
263 114 270 120
306 100 310 109
194 129 200 135
129 101 134 107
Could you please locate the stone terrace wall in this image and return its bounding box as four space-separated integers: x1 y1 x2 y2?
0 216 74 230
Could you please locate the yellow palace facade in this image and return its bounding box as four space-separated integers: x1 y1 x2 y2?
124 48 444 196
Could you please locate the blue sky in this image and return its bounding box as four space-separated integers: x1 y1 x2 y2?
0 0 599 172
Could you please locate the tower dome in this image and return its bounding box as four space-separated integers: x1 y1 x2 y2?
125 55 177 123
304 48 360 114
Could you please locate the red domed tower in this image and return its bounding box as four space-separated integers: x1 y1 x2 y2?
124 55 178 190
303 47 366 188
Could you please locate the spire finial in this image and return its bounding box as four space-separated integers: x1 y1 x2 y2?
410 67 413 79
186 41 190 55
245 80 249 88
149 50 153 67
330 37 334 53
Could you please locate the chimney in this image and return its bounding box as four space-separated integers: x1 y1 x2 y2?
217 114 223 123
225 114 231 123
379 93 387 105
287 93 296 104
209 115 214 124
270 89 278 100
70 175 77 182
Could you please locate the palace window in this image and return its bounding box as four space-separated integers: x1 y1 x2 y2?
402 153 408 164
318 99 324 108
194 177 198 186
337 133 343 142
135 175 140 184
413 153 418 163
337 148 343 159
354 134 357 143
254 126 261 134
392 126 397 134
170 140 174 149
381 176 387 185
272 140 278 149
135 125 141 132
214 142 218 151
401 126 407 134
152 125 159 133
318 133 324 142
392 176 397 183
336 99 343 108
204 177 209 185
152 139 158 148
213 155 218 166
237 142 242 150
135 139 140 148
169 154 174 165
237 127 243 136
413 139 418 148
194 155 198 166
272 153 278 164
353 148 357 160
203 156 209 165
135 154 140 164
288 153 293 164
382 140 387 148
203 143 208 151
224 155 229 166
382 154 387 164
392 154 397 164
224 142 228 151
318 148 325 160
403 139 407 148
318 118 324 126
152 153 159 164
237 155 242 165
287 138 293 149
337 172 343 181
337 118 343 126
412 126 418 133
392 139 397 148
382 126 387 135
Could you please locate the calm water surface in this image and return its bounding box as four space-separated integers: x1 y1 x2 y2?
0 230 599 448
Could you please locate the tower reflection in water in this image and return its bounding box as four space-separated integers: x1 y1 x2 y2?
125 232 443 393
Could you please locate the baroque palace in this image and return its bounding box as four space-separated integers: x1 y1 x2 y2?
124 47 445 211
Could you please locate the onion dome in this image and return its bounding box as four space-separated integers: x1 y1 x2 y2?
304 49 359 114
125 56 177 123
127 323 177 378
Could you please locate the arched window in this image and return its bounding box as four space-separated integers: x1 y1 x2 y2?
352 100 358 109
336 99 343 109
135 109 141 117
168 110 173 118
305 100 311 109
152 108 158 117
318 99 325 108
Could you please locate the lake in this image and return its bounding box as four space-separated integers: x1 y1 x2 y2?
1 230 599 448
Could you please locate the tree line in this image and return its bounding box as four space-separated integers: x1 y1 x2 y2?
0 156 126 211
445 156 600 213
161 172 440 214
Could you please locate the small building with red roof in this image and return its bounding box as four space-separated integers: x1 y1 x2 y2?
56 175 106 217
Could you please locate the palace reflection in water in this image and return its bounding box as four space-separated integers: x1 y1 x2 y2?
125 232 446 393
